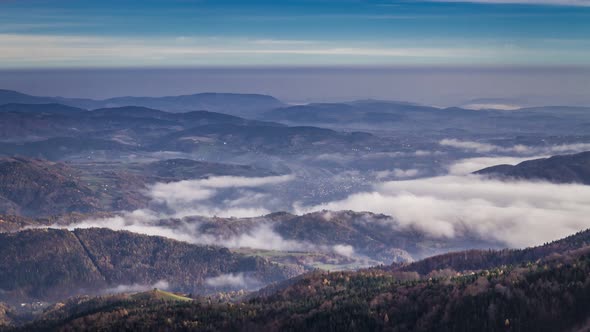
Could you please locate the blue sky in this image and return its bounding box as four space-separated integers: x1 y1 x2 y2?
0 0 589 67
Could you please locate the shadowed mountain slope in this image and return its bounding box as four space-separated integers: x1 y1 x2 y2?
0 228 298 304
476 151 590 184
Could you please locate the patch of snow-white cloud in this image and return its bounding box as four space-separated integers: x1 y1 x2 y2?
447 156 541 175
440 138 590 155
205 273 248 288
103 280 170 294
297 174 590 248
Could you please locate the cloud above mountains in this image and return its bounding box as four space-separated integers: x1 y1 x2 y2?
56 164 590 252
205 273 250 288
103 280 170 295
447 156 540 175
148 174 294 218
297 174 590 247
440 139 590 156
60 174 361 258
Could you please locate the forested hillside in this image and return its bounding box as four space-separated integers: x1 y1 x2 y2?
15 229 590 331
0 228 297 304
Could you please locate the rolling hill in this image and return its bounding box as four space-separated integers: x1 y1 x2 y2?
0 102 380 160
0 157 282 217
476 151 590 184
0 103 86 115
15 228 590 331
0 157 100 216
0 90 56 105
0 228 298 304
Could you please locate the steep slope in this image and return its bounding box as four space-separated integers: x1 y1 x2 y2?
0 229 106 303
0 228 297 304
394 227 590 275
20 228 590 332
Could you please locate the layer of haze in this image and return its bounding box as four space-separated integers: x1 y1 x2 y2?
1 67 589 106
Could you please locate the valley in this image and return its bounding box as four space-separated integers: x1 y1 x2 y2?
0 90 589 330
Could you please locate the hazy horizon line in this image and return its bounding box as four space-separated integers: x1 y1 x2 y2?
2 64 590 72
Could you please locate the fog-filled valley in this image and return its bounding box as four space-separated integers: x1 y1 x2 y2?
4 0 590 328
1 87 590 330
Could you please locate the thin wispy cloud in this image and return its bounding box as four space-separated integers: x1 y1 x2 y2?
1 0 589 67
0 33 587 67
0 34 487 67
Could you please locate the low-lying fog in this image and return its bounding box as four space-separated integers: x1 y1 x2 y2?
49 139 590 258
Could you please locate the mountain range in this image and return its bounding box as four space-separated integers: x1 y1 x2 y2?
0 102 381 162
264 99 590 134
0 90 284 117
4 90 590 137
0 91 589 330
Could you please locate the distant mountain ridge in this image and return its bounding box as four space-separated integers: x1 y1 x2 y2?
0 103 85 114
263 99 590 134
0 90 285 117
476 151 590 185
0 101 382 160
263 100 439 125
3 90 590 135
0 90 56 105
